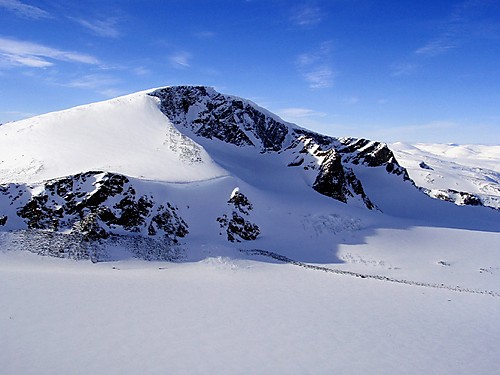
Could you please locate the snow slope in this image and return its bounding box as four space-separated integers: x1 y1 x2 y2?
0 91 227 184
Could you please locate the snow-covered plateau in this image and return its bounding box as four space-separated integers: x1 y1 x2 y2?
1 86 499 374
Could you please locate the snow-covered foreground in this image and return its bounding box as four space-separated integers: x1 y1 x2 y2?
2 223 499 375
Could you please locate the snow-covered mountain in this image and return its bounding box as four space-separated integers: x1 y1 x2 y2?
0 86 499 262
391 142 500 209
2 86 500 375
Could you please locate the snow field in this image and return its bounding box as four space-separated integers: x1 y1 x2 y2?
1 250 499 375
390 142 500 209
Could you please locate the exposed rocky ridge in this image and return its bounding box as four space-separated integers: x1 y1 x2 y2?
150 86 289 152
285 136 375 209
336 137 411 179
424 188 484 207
0 171 188 260
150 86 411 209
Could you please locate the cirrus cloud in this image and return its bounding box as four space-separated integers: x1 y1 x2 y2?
0 0 51 19
296 41 334 89
74 17 121 38
169 51 192 69
0 37 100 68
290 5 323 27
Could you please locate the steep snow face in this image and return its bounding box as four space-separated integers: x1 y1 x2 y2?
390 142 500 209
0 91 227 184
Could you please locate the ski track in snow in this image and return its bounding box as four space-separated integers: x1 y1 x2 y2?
241 249 500 298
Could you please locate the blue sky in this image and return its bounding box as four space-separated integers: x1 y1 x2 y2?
1 0 499 144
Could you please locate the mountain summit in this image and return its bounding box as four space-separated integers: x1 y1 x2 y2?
0 86 497 261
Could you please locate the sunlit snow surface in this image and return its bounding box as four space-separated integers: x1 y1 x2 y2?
0 91 227 184
1 236 500 375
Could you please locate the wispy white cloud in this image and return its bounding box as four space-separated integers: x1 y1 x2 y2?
277 107 326 119
343 97 359 105
414 0 490 57
290 4 323 27
276 107 333 130
415 37 457 57
0 0 50 19
62 74 122 97
367 120 459 143
169 51 191 68
133 66 150 76
296 42 334 89
2 54 52 68
0 37 100 68
303 66 333 89
64 74 118 89
391 1 493 77
193 31 216 39
74 17 121 38
390 62 418 77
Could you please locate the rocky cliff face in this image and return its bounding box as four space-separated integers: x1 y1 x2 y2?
150 86 411 210
150 86 289 152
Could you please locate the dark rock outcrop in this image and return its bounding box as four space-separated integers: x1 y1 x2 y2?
419 161 433 170
337 137 411 180
285 135 376 209
425 188 484 207
150 86 289 152
0 171 189 260
312 149 375 209
217 189 260 242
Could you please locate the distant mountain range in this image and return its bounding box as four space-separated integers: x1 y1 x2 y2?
0 86 498 261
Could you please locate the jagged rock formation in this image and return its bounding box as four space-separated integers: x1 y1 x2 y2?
335 137 411 179
285 135 376 209
151 86 410 210
217 189 260 243
0 171 188 260
424 188 483 207
313 150 375 210
150 86 289 152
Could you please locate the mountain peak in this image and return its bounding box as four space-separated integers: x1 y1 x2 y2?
150 86 292 152
2 85 496 262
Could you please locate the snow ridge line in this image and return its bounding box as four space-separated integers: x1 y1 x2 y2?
240 249 500 298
